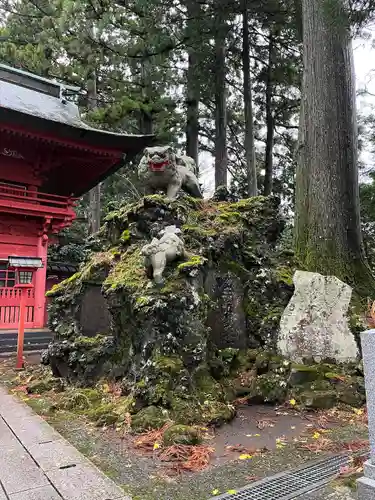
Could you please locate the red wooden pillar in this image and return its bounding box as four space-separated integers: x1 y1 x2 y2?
33 234 48 328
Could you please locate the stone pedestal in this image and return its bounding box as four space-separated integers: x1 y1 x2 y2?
357 330 375 498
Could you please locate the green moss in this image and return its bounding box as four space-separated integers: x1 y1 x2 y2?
45 272 81 297
80 252 114 283
26 378 61 394
244 298 262 319
229 196 266 211
120 229 131 243
218 210 241 223
275 266 294 286
87 403 118 426
144 194 169 204
59 390 101 411
135 296 152 308
131 406 169 432
170 398 202 425
201 401 236 426
182 224 217 238
154 355 184 375
74 335 107 348
104 246 146 292
177 255 206 271
162 425 202 446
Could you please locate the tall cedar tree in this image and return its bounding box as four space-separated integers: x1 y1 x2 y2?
295 0 375 293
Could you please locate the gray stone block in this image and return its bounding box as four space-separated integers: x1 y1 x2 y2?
358 476 375 499
9 485 61 500
0 446 49 494
29 439 85 472
364 460 375 481
0 486 7 500
46 462 131 500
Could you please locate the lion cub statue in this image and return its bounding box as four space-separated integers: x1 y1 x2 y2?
138 145 203 200
141 225 187 285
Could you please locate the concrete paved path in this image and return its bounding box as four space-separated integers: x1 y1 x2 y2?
0 386 130 500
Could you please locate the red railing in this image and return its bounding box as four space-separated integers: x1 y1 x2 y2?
0 287 35 328
0 183 76 210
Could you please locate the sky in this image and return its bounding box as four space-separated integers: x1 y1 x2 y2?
199 32 375 197
355 30 375 173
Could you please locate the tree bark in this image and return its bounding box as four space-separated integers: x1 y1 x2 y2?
242 4 257 197
185 0 200 167
214 9 228 189
295 0 374 293
263 32 275 196
87 70 101 235
139 60 153 135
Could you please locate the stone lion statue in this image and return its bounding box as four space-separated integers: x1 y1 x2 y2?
140 225 186 285
138 145 203 200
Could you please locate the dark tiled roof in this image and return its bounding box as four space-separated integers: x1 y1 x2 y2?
0 64 154 149
47 262 78 274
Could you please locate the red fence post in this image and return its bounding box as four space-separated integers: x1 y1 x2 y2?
16 287 27 370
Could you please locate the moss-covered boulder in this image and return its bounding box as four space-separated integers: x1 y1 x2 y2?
162 425 202 446
131 406 170 432
299 390 338 409
43 195 294 425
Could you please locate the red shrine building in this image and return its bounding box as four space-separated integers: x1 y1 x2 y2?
0 64 152 331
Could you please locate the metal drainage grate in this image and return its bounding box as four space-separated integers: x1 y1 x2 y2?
212 453 354 500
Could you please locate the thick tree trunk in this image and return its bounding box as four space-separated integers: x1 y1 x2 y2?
185 0 200 167
242 4 257 197
263 33 275 196
87 70 101 235
295 0 374 293
214 13 228 189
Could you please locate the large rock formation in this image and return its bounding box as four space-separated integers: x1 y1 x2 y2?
44 195 295 425
278 271 359 363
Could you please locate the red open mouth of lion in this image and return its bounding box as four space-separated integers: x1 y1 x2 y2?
148 160 169 172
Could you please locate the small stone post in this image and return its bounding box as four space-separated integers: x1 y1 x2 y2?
357 329 375 498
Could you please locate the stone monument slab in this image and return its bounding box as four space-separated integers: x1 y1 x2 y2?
278 271 358 363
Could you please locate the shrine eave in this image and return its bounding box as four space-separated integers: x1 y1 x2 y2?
0 106 154 154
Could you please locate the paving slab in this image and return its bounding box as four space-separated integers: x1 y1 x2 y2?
29 438 86 472
0 387 131 499
0 399 37 423
0 417 20 446
0 445 49 494
4 416 61 447
9 484 61 500
46 462 131 500
0 484 7 500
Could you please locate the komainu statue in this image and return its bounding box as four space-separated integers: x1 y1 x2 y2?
138 145 203 199
141 225 186 285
